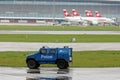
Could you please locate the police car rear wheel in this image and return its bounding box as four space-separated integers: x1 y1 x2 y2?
27 60 38 69
57 60 67 69
65 63 69 69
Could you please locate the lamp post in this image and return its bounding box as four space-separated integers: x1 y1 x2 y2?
53 0 55 26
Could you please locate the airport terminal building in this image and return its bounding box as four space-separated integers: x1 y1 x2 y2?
0 0 120 25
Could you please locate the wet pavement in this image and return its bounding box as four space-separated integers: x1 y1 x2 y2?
0 67 120 80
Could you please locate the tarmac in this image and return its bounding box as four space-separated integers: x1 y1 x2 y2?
0 30 120 35
0 42 120 51
0 67 120 80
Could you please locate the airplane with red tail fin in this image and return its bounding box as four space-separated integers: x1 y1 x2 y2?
95 11 102 17
72 9 116 25
63 9 82 23
85 10 94 17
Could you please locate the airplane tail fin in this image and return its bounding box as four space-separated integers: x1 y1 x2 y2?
95 11 102 17
72 9 80 17
63 9 71 17
85 10 90 17
85 10 94 17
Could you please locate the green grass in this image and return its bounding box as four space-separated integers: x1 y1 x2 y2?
0 51 120 67
0 34 120 42
73 51 120 67
0 25 120 31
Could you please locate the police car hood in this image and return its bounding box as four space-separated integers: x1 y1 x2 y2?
27 52 39 58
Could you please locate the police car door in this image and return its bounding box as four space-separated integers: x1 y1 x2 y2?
47 49 57 61
39 49 48 62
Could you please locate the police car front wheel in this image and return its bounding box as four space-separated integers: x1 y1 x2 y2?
27 59 39 69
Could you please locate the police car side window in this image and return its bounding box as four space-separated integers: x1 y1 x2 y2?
50 49 56 54
40 49 47 54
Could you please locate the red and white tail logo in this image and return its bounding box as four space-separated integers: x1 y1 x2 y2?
85 10 94 17
85 10 90 17
72 9 80 16
95 11 102 17
63 9 71 17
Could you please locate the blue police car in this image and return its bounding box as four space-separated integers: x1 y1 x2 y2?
26 46 72 69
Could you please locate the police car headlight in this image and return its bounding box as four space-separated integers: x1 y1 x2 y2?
70 57 72 61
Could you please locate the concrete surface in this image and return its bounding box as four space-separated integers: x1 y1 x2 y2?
0 42 120 51
0 30 120 34
0 67 120 80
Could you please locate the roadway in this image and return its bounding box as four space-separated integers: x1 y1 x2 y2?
0 42 120 51
0 67 120 80
0 30 120 34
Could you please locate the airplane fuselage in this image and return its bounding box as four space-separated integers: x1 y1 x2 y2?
81 17 115 25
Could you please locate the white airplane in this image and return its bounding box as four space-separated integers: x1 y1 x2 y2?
72 9 99 25
95 10 117 24
63 9 82 23
72 9 116 25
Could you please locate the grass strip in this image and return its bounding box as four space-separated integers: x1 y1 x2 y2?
0 25 120 31
0 51 120 67
0 34 120 42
